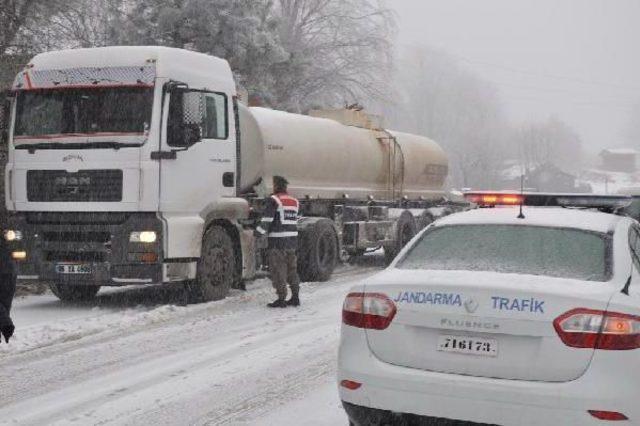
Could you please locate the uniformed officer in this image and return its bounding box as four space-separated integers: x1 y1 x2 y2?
255 176 301 308
0 233 16 343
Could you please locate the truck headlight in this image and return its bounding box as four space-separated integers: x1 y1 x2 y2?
130 231 157 243
11 251 27 260
4 230 22 241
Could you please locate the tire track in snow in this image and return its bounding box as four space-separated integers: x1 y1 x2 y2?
0 265 379 425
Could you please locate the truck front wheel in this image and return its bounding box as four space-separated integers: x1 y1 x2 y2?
190 226 234 303
49 283 100 302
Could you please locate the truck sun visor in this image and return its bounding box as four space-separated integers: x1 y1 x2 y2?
13 65 156 90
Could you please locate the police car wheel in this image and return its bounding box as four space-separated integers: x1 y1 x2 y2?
191 226 234 303
49 282 100 302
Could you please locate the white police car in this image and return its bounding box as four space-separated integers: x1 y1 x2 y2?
338 206 640 425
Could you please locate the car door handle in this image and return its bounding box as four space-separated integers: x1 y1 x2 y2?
150 151 178 160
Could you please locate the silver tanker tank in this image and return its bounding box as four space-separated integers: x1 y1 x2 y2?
239 106 448 200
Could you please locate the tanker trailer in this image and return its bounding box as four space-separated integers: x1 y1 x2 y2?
239 105 463 279
4 46 466 303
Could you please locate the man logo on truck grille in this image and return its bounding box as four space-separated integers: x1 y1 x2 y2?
54 176 91 195
62 154 84 162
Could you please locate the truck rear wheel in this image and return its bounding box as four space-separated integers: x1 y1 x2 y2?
384 212 417 264
298 219 338 282
190 226 234 303
49 283 100 302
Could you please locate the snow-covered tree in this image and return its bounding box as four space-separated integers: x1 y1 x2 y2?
16 0 396 111
122 0 287 100
273 0 396 111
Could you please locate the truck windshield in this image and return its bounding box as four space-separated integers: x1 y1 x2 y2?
14 87 153 139
397 224 610 281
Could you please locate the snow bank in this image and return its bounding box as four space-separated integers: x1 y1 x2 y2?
1 279 273 355
1 303 188 354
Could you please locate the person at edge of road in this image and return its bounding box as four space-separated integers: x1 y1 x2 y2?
0 229 16 343
255 176 301 308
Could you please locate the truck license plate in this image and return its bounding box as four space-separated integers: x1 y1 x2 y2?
56 264 93 274
437 335 498 357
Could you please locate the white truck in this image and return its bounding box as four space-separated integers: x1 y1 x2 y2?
2 46 462 302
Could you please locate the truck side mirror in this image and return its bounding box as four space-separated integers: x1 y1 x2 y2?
168 122 202 148
183 123 201 147
167 89 204 148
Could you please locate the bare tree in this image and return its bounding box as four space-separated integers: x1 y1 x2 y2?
384 45 509 189
0 1 76 89
273 0 396 111
0 1 75 54
0 0 36 55
516 117 583 173
21 0 129 52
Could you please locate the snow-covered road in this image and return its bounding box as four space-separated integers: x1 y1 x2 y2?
0 261 382 425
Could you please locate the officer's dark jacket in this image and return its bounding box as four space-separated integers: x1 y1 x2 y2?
256 192 299 250
0 238 15 329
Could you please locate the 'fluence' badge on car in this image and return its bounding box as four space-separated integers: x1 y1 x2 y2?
491 296 545 314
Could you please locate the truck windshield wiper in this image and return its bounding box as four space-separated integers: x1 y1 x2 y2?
16 141 142 153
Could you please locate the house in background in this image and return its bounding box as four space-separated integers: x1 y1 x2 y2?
599 148 639 173
526 163 591 192
497 161 591 193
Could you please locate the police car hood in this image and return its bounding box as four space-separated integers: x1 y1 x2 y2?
363 268 618 382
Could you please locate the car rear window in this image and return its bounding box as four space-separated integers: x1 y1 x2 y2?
397 225 610 281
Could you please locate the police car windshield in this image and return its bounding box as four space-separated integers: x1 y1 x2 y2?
397 224 610 281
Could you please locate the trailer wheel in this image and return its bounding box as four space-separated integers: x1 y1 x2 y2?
190 226 234 303
298 219 338 282
49 283 100 302
384 212 417 264
418 210 435 230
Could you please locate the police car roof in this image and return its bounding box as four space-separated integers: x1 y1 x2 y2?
435 206 625 234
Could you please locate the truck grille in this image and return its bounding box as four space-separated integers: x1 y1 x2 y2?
43 231 111 243
26 212 130 225
27 170 123 202
45 251 105 263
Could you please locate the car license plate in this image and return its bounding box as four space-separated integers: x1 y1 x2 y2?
437 335 498 357
56 264 93 274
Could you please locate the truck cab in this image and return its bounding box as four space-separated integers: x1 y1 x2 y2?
4 46 250 301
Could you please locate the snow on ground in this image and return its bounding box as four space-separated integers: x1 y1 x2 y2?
0 259 383 425
580 168 640 194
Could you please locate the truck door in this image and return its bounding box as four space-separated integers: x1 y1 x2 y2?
157 87 237 257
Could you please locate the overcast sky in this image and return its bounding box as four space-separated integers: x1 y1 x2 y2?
391 0 640 154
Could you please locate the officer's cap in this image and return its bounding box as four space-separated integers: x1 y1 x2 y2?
273 175 289 188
